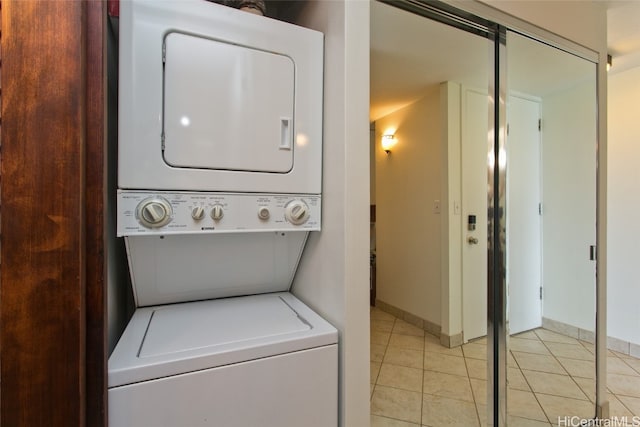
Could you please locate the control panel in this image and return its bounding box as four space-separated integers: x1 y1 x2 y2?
117 190 321 236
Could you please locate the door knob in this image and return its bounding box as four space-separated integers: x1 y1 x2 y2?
468 236 479 244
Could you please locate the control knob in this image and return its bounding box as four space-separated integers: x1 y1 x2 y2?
136 197 173 228
284 199 310 225
191 206 205 221
210 204 224 221
258 207 270 220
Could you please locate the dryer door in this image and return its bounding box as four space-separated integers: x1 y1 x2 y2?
163 32 295 173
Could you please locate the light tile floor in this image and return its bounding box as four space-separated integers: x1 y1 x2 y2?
370 307 640 427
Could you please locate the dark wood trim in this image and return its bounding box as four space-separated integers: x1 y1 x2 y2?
85 1 107 426
0 1 106 425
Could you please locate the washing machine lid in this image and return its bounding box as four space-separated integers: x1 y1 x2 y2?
108 292 338 388
139 293 309 358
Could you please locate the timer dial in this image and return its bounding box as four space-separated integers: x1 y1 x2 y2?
284 200 310 225
137 197 173 228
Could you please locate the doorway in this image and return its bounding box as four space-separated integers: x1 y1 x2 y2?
370 2 494 424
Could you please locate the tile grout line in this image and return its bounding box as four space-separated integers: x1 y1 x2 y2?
535 329 594 423
371 309 640 425
462 348 484 427
508 346 555 425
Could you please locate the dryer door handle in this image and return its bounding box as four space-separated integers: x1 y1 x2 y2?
279 117 292 150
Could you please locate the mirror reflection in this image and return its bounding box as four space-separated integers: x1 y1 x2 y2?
370 2 490 425
369 3 599 425
505 31 597 422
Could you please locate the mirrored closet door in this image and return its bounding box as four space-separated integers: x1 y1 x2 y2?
505 30 598 424
369 2 600 426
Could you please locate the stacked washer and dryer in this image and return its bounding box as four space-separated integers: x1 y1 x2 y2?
108 1 337 426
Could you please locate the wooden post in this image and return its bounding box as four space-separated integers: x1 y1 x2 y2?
1 1 106 425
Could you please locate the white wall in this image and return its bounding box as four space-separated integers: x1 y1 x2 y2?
375 87 442 326
607 65 640 348
290 2 371 426
541 81 598 332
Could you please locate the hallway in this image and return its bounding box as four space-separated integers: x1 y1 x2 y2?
370 307 640 426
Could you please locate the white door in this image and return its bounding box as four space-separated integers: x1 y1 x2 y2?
461 88 488 342
506 95 542 334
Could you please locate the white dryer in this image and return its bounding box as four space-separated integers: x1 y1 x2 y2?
117 0 323 194
109 1 336 426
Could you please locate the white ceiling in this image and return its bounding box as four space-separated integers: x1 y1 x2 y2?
370 1 487 121
370 0 640 122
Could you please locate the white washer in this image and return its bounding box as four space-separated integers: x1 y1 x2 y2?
109 230 338 426
109 293 337 427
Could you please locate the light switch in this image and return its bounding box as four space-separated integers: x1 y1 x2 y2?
454 201 461 215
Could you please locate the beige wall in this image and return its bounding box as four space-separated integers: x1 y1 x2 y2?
607 65 640 351
375 86 443 326
370 125 376 205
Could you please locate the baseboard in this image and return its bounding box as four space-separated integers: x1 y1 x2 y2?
541 317 595 343
375 299 461 348
440 332 464 348
606 335 640 358
542 317 640 357
373 306 640 354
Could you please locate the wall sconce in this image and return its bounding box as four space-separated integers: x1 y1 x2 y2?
607 54 612 72
381 134 396 154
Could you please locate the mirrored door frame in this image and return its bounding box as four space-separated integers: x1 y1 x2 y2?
377 1 605 425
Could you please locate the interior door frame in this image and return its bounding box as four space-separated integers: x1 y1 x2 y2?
461 85 489 343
